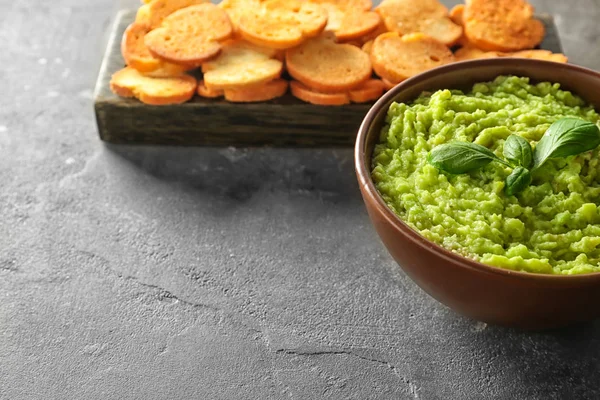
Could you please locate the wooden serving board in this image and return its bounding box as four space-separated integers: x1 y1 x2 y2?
94 10 564 147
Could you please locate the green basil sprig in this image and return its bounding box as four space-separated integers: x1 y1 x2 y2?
532 118 600 169
505 166 532 196
503 134 533 169
427 142 510 174
427 117 600 196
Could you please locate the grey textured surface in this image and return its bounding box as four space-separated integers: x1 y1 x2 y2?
1 0 600 399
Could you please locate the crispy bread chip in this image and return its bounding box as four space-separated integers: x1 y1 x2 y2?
110 67 197 105
376 0 462 46
121 22 188 77
238 0 328 49
139 64 189 78
136 4 151 26
362 40 373 55
145 4 233 67
202 40 283 90
197 80 224 98
464 0 545 52
147 0 209 29
290 81 351 105
219 0 261 32
290 78 384 105
371 32 455 84
309 0 381 41
355 21 388 45
506 50 568 63
449 4 465 26
381 78 397 91
454 45 500 61
286 36 372 92
348 79 386 103
224 79 289 102
449 4 472 46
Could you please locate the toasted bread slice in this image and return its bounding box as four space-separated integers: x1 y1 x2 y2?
455 45 500 61
219 0 261 32
202 40 283 90
286 36 372 92
145 4 233 67
362 40 374 55
147 0 209 29
349 79 386 103
342 40 363 47
121 22 188 77
291 78 384 105
224 79 289 102
449 4 472 46
371 32 455 84
449 4 465 26
290 81 351 105
419 18 464 47
376 0 462 46
464 0 545 52
140 63 190 78
136 4 151 26
110 67 197 105
238 0 328 49
381 78 397 91
197 80 224 98
506 50 568 63
309 0 381 41
355 21 388 45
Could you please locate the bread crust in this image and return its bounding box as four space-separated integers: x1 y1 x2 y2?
219 0 261 33
376 0 462 46
348 79 386 103
121 22 188 77
355 21 388 45
290 81 351 106
506 50 568 63
449 4 465 26
371 32 455 84
144 4 233 67
381 78 397 91
237 0 328 50
197 80 224 98
361 40 373 55
147 0 209 29
110 67 197 105
454 45 500 61
224 79 289 102
290 79 384 104
463 0 545 52
309 0 381 41
135 4 151 26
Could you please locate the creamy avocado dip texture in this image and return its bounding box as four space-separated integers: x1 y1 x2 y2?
371 76 600 275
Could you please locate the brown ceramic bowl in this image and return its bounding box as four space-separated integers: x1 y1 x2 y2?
355 58 600 330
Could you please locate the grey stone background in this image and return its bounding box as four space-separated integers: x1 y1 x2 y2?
1 0 600 399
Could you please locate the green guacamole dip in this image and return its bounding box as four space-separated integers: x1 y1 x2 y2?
372 76 600 275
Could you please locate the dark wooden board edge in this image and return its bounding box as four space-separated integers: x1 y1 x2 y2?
94 10 564 148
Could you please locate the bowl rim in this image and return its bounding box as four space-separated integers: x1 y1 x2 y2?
355 58 600 282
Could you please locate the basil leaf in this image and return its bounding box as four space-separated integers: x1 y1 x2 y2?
428 142 505 174
532 118 600 169
503 134 533 168
505 166 532 196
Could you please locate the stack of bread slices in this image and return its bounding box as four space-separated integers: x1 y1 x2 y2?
110 0 567 106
